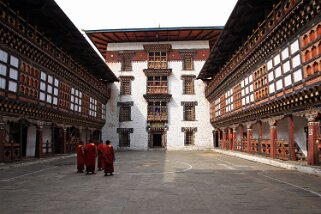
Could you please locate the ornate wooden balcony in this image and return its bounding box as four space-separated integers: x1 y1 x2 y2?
147 114 168 122
147 86 168 94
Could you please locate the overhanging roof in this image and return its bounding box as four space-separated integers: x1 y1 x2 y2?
3 0 118 82
85 26 223 56
198 0 280 80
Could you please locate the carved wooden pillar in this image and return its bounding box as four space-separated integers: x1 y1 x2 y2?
35 124 43 158
269 120 277 159
240 125 244 151
63 127 67 154
306 112 319 165
0 118 5 162
289 115 296 161
232 127 237 151
247 124 252 153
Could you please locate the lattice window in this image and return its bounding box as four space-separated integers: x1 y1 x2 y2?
101 103 106 120
120 76 134 95
214 98 221 118
147 76 167 94
148 51 167 69
40 71 59 105
70 87 82 112
182 127 197 146
118 102 133 122
122 58 132 71
0 49 19 93
147 101 167 119
182 102 197 121
183 55 193 70
89 97 97 117
241 74 254 106
225 88 234 113
117 128 133 147
182 75 195 95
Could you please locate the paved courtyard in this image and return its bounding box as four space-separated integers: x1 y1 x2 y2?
0 151 321 214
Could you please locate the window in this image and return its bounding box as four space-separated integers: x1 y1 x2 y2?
182 102 197 121
118 102 133 122
119 51 135 71
183 55 193 70
147 76 167 94
148 51 167 69
117 128 133 147
70 87 82 112
182 127 197 146
89 97 97 117
147 101 167 121
40 71 59 105
101 103 106 120
182 76 195 94
120 76 134 95
0 49 19 92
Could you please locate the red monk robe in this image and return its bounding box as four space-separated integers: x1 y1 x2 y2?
97 142 106 171
76 142 84 173
84 140 97 174
103 140 115 176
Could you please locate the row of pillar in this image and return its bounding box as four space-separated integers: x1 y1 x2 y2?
216 113 320 165
0 119 100 162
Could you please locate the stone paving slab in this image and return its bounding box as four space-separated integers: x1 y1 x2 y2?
0 151 321 214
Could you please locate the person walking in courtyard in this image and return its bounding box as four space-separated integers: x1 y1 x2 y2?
97 140 106 171
84 139 97 174
76 141 85 173
103 140 115 176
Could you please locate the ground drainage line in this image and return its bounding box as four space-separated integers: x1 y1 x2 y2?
258 172 321 197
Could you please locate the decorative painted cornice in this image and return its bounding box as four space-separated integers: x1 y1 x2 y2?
143 44 172 52
143 69 172 76
143 94 172 101
117 128 134 133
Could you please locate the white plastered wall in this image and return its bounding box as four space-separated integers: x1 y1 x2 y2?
293 116 308 157
103 40 212 150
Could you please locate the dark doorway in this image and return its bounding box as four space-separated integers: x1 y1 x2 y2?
153 134 162 147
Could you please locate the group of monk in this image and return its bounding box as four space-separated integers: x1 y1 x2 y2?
76 139 115 176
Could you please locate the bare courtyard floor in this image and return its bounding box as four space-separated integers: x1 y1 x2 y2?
0 151 321 214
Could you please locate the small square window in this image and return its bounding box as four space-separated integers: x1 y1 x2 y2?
276 79 283 90
48 75 53 84
290 40 299 55
283 61 291 73
292 54 301 68
281 48 289 60
0 49 8 63
275 66 282 78
267 59 273 70
293 69 303 83
284 75 292 87
40 92 46 101
269 83 275 94
0 77 6 89
268 71 274 82
9 68 18 80
8 80 17 92
10 56 19 68
0 63 7 76
274 54 281 66
41 71 46 81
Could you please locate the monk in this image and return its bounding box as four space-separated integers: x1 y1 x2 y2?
76 141 84 173
103 140 115 176
84 139 97 174
97 140 106 171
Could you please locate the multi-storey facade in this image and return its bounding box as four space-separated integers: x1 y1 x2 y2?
0 0 117 162
86 27 222 150
199 0 321 165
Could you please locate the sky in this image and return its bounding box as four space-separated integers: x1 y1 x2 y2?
54 0 238 31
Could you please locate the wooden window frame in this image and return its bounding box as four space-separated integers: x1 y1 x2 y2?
0 49 19 93
118 102 134 122
89 97 97 117
181 75 195 95
40 70 59 105
70 87 82 112
120 76 134 95
147 75 168 94
117 128 133 147
182 127 197 146
181 102 197 121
